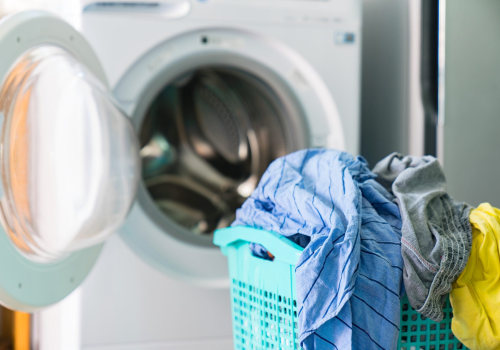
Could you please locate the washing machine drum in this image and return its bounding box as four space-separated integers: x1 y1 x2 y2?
140 70 279 235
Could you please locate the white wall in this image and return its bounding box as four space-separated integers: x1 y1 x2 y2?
361 0 426 162
440 0 500 206
361 0 411 164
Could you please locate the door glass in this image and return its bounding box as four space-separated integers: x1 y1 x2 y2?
0 45 139 263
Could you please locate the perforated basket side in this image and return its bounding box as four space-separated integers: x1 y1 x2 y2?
398 295 467 350
226 241 301 350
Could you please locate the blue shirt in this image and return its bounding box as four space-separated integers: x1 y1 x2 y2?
232 149 403 350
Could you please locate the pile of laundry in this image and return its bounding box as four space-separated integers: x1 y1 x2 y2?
232 149 500 350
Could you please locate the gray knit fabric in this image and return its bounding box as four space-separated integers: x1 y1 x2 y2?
372 153 472 321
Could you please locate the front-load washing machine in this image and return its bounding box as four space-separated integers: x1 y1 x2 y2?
0 1 361 348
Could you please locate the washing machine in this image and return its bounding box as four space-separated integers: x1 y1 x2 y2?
0 1 361 348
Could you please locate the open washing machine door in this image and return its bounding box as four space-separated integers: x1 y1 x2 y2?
0 11 140 311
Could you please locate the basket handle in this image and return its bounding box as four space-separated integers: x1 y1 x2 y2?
213 226 303 265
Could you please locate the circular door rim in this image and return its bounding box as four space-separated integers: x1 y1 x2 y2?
114 27 345 288
0 11 109 311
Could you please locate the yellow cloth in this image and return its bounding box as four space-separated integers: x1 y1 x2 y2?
450 203 500 350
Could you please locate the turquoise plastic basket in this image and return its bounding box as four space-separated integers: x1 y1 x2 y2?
214 226 467 350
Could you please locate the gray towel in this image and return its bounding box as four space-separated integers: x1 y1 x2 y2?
372 153 472 321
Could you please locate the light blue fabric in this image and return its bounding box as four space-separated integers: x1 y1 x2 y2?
232 149 404 350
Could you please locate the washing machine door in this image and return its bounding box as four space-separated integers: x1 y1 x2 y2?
0 11 140 311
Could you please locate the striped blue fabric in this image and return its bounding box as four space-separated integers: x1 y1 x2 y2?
232 149 404 350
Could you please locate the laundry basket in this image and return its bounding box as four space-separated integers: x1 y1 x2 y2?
214 226 467 350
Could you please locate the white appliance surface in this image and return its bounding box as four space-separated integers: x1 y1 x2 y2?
80 235 233 349
82 0 361 153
